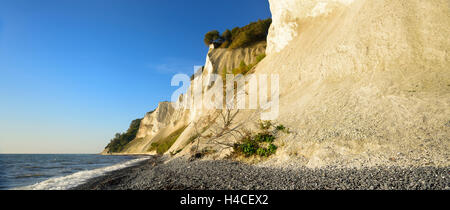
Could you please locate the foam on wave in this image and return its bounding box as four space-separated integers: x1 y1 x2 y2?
13 157 149 190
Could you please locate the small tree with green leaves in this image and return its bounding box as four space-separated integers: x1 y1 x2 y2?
105 118 142 153
204 30 221 46
222 29 232 41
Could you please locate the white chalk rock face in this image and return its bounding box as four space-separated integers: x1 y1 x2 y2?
125 43 267 154
266 0 355 54
136 102 175 139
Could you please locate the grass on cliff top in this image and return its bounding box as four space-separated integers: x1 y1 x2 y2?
148 126 187 155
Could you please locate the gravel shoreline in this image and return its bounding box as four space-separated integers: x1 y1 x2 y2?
72 157 449 190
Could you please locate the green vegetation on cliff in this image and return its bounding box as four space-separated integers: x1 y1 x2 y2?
204 18 272 49
105 118 142 153
204 30 221 46
233 121 286 158
230 53 266 75
149 126 187 154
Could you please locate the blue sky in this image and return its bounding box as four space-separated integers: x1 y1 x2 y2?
0 0 271 153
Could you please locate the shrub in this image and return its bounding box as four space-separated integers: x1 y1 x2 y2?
256 144 277 157
219 40 231 48
203 18 272 49
204 30 221 46
105 118 142 153
254 133 275 143
258 120 272 130
228 18 272 49
276 125 285 131
256 148 267 156
238 138 259 156
231 27 240 38
234 131 278 157
235 134 277 157
268 144 278 154
222 29 232 41
232 121 287 158
275 124 290 134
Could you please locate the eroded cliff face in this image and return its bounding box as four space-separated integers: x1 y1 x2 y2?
192 42 266 122
267 0 355 54
258 0 450 168
136 103 173 139
106 0 449 168
115 43 267 154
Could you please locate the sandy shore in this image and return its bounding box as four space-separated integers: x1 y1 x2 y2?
72 156 449 190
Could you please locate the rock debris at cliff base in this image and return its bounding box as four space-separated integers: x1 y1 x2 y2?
73 158 449 190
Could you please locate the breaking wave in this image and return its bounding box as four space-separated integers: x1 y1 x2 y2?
13 157 149 190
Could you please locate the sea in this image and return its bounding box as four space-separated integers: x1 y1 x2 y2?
0 154 148 190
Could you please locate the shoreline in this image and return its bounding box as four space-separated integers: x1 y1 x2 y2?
72 157 449 190
72 156 161 190
99 153 155 156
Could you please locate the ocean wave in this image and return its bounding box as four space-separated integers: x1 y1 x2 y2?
15 174 49 179
25 166 65 170
12 157 149 190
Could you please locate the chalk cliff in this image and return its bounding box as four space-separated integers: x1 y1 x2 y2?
259 0 450 167
106 43 267 155
105 0 449 168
